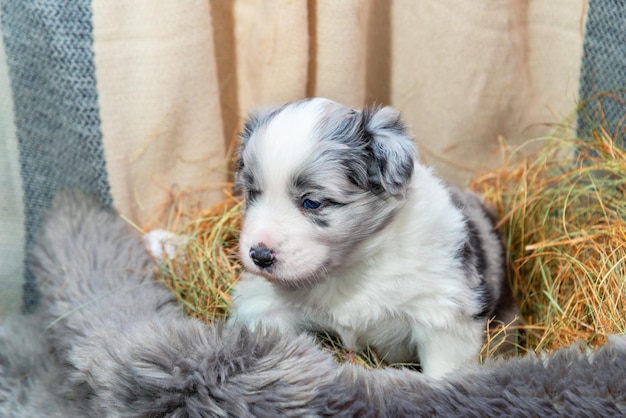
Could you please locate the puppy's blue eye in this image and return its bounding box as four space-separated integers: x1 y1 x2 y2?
302 199 321 210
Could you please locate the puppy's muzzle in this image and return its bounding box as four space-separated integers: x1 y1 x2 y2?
249 245 275 269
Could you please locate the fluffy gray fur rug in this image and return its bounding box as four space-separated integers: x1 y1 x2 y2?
1 191 625 417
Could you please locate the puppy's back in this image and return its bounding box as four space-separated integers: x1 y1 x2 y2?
449 188 517 333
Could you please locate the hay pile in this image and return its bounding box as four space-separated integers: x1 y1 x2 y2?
472 126 626 354
158 193 242 323
158 123 625 364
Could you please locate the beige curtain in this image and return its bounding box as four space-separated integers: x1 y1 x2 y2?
92 0 586 227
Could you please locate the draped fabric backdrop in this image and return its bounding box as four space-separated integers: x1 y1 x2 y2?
1 0 620 314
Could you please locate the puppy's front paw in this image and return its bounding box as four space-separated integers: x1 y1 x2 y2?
228 273 300 335
416 322 484 378
227 304 299 335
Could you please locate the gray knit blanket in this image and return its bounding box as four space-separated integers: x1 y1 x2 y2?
1 191 625 417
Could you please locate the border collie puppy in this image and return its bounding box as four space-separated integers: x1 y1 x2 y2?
228 98 516 378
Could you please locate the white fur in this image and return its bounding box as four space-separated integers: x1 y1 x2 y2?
229 98 508 378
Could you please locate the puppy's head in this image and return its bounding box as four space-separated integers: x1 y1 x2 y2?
236 98 415 287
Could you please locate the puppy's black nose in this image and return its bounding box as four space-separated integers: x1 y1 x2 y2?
249 245 275 268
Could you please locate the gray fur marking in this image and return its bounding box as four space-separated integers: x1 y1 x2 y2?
449 187 517 326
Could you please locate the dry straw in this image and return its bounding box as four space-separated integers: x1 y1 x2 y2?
158 118 625 366
472 122 625 355
158 192 242 323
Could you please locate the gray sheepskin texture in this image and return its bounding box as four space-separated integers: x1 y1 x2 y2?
1 190 625 417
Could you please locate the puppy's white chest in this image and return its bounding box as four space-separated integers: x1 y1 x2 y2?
286 271 415 354
309 299 417 364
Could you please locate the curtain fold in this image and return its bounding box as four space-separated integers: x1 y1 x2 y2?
0 0 590 314
93 0 586 219
93 0 226 228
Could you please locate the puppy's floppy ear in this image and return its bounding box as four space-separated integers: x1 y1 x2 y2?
362 106 415 197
